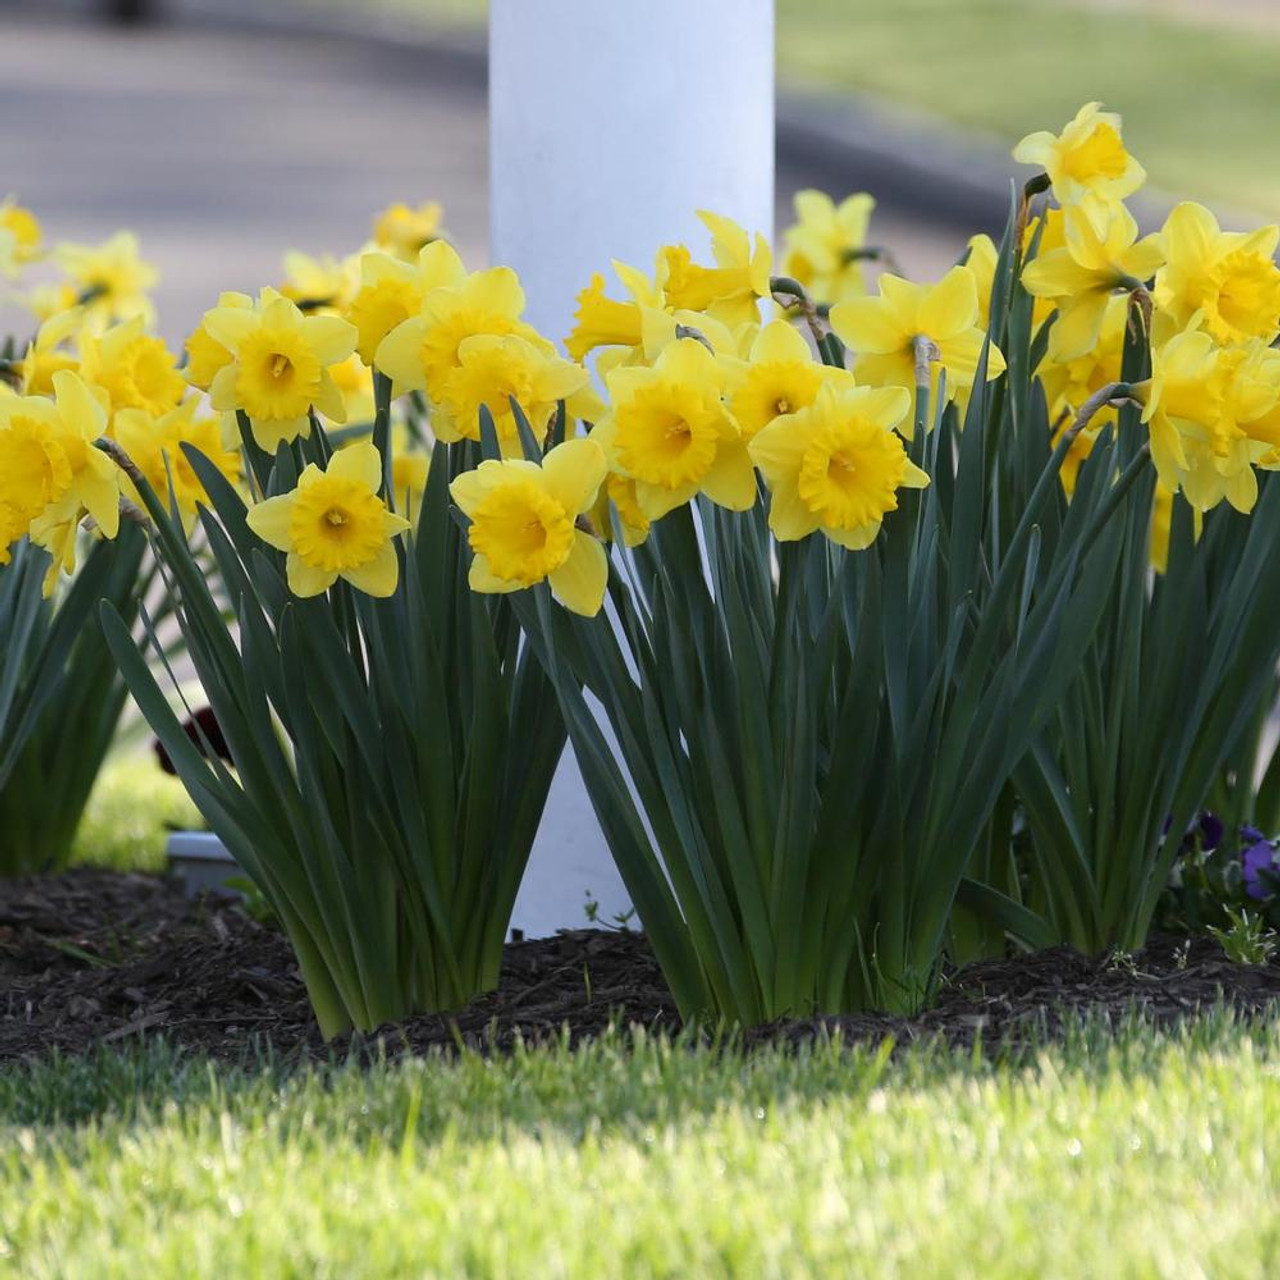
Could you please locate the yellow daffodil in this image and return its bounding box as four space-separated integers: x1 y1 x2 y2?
15 308 83 397
347 242 466 367
565 259 668 366
374 255 550 401
1135 329 1280 513
749 382 926 548
0 372 119 567
0 198 41 277
591 336 754 521
450 437 609 616
437 333 596 455
660 211 772 328
114 399 242 530
830 266 1006 434
566 271 646 363
373 200 445 261
55 231 158 325
1153 202 1280 346
279 250 359 312
79 316 186 421
1021 204 1163 360
781 189 876 307
246 441 410 598
1012 102 1146 234
724 319 853 440
203 289 358 452
184 292 252 391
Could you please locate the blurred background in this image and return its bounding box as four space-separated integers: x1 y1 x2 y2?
3 0 1278 344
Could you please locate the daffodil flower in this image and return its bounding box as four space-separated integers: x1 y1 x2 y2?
1136 329 1280 513
450 436 609 616
749 381 927 548
114 398 242 532
1012 102 1146 235
1021 204 1163 361
79 316 187 420
374 258 549 402
372 200 445 261
245 441 410 598
591 336 754 521
1154 202 1280 346
204 289 358 452
0 371 120 571
830 266 1006 433
346 241 466 366
723 318 853 440
54 231 158 325
660 211 772 329
781 189 876 308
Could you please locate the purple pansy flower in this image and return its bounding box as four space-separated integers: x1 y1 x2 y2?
1242 838 1276 901
1198 813 1225 852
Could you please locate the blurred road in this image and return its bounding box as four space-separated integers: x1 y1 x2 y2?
0 12 972 345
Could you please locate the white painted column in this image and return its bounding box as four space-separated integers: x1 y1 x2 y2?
492 0 776 937
489 0 776 343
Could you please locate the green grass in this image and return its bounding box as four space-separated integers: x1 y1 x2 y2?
69 753 201 875
2 1016 1279 1276
352 0 1280 218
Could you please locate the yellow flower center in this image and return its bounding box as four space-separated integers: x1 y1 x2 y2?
731 362 825 438
99 335 185 416
1201 249 1280 344
288 475 388 572
614 382 721 489
468 478 574 584
418 308 518 394
236 327 323 421
444 346 538 446
796 419 908 530
1059 121 1129 184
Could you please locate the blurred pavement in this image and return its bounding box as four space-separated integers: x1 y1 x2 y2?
0 11 972 345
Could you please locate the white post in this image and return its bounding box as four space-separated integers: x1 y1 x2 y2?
491 0 776 937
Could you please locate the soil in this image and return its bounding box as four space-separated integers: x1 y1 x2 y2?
3 869 1280 1066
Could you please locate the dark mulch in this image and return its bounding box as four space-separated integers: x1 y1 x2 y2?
2 869 1280 1066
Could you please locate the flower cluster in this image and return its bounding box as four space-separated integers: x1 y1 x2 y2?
8 98 1280 615
1012 103 1280 525
0 205 238 587
1160 812 1280 938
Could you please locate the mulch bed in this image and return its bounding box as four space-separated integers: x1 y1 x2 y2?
3 869 1280 1066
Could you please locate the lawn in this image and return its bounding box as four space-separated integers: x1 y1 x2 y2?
330 0 1280 218
2 1018 1278 1276
69 754 200 875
